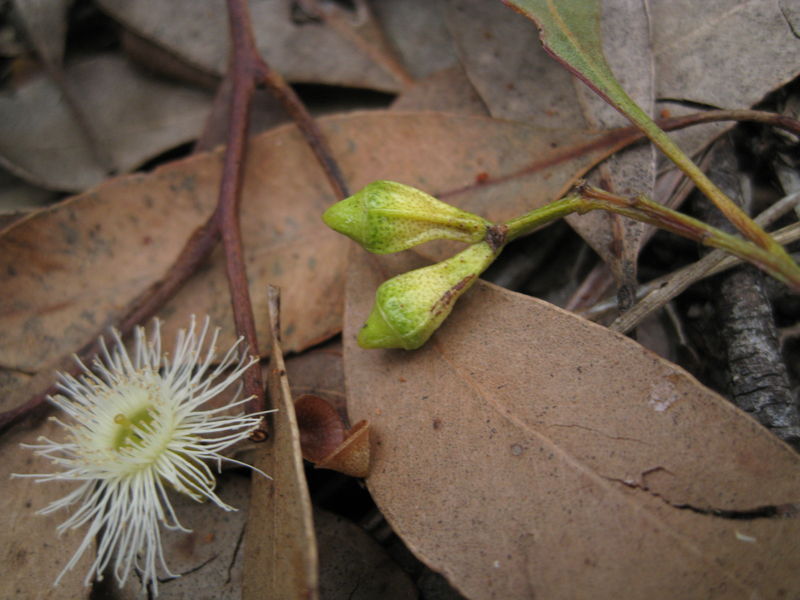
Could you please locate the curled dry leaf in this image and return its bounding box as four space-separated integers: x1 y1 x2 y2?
344 250 800 599
295 394 347 463
0 111 619 381
294 392 371 478
316 420 371 479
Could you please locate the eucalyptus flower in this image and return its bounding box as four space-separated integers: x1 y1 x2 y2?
14 317 267 595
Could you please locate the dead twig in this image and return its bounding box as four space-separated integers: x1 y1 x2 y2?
0 0 348 435
692 137 800 446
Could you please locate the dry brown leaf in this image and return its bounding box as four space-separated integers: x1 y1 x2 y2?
390 65 489 116
285 340 346 415
344 250 800 599
315 420 371 479
0 54 212 192
653 0 800 106
97 0 399 92
651 0 800 157
444 0 584 128
11 0 71 66
370 0 458 81
243 287 318 600
295 394 347 463
1 417 93 600
0 111 618 380
99 0 457 92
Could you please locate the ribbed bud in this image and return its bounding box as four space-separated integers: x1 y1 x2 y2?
358 242 499 349
323 180 490 254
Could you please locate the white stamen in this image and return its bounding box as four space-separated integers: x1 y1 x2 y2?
13 316 270 596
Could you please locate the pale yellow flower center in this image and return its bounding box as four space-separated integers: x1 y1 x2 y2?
111 405 156 450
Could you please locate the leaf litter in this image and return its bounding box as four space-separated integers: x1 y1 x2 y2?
0 54 213 192
2 1 799 598
344 249 800 599
0 111 619 377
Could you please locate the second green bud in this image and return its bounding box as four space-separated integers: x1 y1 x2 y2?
358 241 500 350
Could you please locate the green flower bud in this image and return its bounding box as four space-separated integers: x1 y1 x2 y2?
358 242 499 350
323 180 490 254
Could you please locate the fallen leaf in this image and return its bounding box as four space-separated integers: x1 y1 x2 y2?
0 54 212 192
97 0 399 92
445 0 585 128
11 0 71 66
0 111 620 379
1 417 93 600
390 65 489 115
315 420 371 479
344 250 800 599
652 0 800 157
371 0 458 81
652 0 800 107
242 287 318 600
295 394 347 463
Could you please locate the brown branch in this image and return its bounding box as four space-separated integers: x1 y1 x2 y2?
219 0 266 439
0 0 348 436
253 57 350 198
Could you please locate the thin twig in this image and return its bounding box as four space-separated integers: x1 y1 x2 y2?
253 58 350 198
220 0 266 437
439 109 800 201
0 0 348 435
581 192 800 329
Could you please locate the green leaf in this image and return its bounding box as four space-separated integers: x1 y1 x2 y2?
502 0 800 288
502 0 645 126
